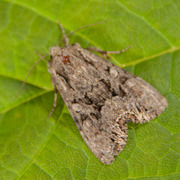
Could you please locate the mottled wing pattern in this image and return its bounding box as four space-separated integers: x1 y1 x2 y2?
48 43 168 164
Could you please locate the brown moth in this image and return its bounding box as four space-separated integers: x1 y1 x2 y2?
46 22 168 164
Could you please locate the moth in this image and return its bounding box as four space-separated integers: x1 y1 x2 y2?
23 22 168 164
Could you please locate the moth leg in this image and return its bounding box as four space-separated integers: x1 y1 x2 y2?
35 51 50 61
15 52 49 101
48 78 58 118
86 45 132 59
57 21 69 47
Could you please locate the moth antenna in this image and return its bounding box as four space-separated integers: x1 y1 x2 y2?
57 20 107 46
57 21 69 47
14 53 50 101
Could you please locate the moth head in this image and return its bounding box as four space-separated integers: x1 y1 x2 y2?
49 47 70 65
49 47 61 57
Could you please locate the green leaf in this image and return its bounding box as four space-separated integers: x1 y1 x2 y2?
0 0 179 179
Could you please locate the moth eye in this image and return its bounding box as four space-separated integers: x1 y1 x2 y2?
62 55 70 64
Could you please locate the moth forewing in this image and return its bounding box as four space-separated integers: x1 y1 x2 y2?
48 43 168 164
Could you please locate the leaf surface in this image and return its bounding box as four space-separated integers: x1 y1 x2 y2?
0 0 179 179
